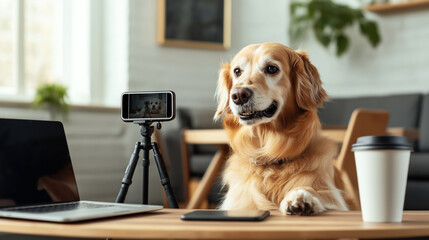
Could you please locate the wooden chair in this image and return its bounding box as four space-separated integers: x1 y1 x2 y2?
327 108 390 210
181 129 229 208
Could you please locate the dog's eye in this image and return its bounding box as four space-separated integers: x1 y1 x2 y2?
234 68 242 77
265 65 278 74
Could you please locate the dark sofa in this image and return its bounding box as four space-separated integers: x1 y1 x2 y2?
164 93 429 209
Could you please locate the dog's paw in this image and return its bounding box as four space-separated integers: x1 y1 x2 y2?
280 189 325 216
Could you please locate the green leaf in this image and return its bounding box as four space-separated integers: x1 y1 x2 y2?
336 34 349 56
307 1 316 18
314 28 331 47
365 21 381 47
359 21 381 47
290 2 304 15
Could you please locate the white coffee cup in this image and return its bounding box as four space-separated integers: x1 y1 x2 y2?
352 136 413 223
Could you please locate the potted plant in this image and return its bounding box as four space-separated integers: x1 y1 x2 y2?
33 83 69 120
289 0 381 56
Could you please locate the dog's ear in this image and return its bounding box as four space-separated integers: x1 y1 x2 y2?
292 50 328 111
214 62 232 121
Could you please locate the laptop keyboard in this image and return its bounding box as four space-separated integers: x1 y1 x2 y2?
3 202 114 213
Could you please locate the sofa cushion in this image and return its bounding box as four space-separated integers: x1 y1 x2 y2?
404 180 429 210
418 94 429 151
164 128 186 202
178 108 221 129
208 176 225 204
318 94 422 128
408 153 429 179
190 154 215 177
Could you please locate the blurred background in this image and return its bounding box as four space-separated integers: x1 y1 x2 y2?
0 0 428 208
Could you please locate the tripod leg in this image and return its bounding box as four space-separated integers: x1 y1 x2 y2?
142 144 150 205
116 142 141 203
141 124 153 205
151 142 179 208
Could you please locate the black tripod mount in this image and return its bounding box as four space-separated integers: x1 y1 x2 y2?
115 121 178 208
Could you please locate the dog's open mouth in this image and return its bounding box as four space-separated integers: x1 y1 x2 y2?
239 101 278 121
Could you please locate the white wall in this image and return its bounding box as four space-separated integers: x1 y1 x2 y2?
128 0 429 104
298 9 429 98
128 0 289 110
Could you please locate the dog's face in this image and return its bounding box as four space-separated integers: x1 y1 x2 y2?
215 42 327 126
147 98 163 113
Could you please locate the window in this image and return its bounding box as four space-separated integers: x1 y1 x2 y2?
0 0 15 91
0 0 64 98
0 0 127 107
25 0 62 92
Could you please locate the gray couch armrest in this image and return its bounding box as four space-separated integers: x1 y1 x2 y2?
163 128 185 203
418 94 429 151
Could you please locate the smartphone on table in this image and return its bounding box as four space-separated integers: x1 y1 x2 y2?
180 210 270 221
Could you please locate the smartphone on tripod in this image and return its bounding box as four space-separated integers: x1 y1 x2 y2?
121 90 176 123
116 90 178 208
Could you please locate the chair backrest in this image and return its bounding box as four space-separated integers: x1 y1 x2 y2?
334 108 389 210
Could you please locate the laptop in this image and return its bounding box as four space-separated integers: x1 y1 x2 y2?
0 118 162 222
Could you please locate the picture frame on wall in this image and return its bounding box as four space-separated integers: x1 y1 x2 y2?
157 0 231 50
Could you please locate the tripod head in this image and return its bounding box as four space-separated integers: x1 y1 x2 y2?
132 121 162 138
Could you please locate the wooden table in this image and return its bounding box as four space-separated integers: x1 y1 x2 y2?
183 128 419 209
1 210 429 239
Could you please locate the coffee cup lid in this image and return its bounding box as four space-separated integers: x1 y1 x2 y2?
352 136 413 151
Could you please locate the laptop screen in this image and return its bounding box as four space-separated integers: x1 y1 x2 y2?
0 118 79 208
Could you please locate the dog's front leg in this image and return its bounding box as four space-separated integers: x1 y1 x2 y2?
219 185 257 210
220 181 275 210
279 188 325 215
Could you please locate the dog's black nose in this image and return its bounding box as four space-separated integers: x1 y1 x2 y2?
231 87 253 105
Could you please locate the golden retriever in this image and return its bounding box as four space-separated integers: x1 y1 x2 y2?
214 42 348 215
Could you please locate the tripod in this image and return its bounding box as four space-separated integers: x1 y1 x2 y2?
115 121 179 208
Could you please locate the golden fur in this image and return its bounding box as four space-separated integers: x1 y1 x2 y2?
214 42 348 215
